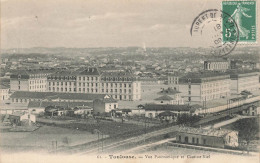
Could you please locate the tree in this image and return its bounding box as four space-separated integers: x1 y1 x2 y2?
233 118 259 153
177 114 201 126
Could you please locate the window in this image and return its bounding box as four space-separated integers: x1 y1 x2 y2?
79 77 81 80
203 139 206 145
179 136 181 141
188 85 191 89
114 104 117 109
129 84 131 87
124 84 126 87
96 83 98 87
196 138 199 144
192 137 195 144
83 77 85 81
61 88 63 91
91 77 93 80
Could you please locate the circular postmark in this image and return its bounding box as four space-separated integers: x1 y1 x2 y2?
190 9 239 57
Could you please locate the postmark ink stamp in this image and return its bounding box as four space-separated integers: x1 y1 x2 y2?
190 9 239 57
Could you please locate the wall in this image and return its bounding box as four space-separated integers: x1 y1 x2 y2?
177 132 225 148
10 80 29 92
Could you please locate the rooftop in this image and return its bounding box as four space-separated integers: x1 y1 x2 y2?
154 95 174 101
78 67 100 76
178 126 236 137
10 91 113 101
144 104 201 112
28 101 93 108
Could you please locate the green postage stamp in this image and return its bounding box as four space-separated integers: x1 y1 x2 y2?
222 1 256 42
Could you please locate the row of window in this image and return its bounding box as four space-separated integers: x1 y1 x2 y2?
78 76 98 81
101 83 132 88
179 135 207 145
101 89 132 93
78 88 98 93
201 82 229 88
201 88 229 95
78 83 98 87
30 85 46 90
49 82 76 86
49 87 76 92
29 80 46 84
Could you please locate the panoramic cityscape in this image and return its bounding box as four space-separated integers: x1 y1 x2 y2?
0 0 259 163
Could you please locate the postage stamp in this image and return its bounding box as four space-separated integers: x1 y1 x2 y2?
222 1 257 42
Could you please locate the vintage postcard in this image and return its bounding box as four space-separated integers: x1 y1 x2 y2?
0 0 259 163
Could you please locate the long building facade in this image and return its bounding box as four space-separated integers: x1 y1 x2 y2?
10 69 55 92
179 73 230 103
12 67 142 101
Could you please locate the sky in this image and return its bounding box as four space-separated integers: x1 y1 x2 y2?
0 0 237 49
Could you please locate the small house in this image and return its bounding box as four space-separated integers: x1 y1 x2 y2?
176 126 239 148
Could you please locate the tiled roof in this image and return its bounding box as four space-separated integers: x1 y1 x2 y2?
0 84 9 89
10 91 110 101
28 101 93 108
178 126 236 137
94 98 117 103
101 70 134 78
154 95 174 101
144 104 201 112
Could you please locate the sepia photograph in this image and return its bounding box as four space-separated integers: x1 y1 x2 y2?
0 0 259 163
